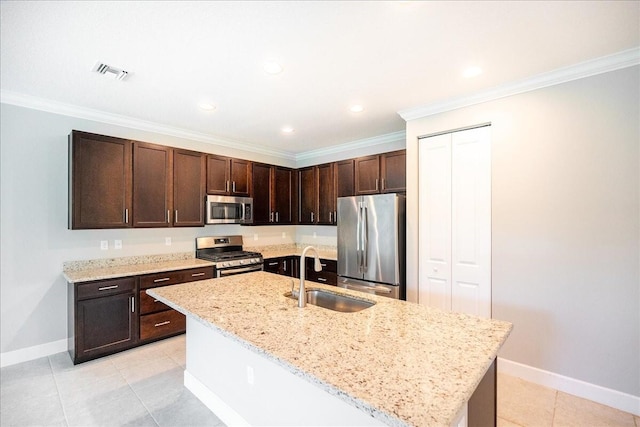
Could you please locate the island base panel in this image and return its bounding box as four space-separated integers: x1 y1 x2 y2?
184 318 388 426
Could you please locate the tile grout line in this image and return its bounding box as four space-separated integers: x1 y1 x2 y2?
550 388 559 426
47 355 70 427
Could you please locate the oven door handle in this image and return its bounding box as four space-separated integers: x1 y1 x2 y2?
217 265 262 277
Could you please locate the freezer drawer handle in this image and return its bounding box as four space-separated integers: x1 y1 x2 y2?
344 282 392 294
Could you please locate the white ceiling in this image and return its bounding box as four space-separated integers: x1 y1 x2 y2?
1 1 638 156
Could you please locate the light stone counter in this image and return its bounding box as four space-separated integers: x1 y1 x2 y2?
63 253 214 283
148 271 512 427
246 243 337 261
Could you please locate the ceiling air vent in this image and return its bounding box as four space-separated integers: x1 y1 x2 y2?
92 62 130 81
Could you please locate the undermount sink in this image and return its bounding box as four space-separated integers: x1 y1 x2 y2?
285 289 375 313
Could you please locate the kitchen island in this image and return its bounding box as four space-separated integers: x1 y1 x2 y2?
148 271 512 427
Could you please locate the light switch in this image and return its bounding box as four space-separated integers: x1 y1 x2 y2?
114 240 122 249
165 237 172 246
100 240 108 250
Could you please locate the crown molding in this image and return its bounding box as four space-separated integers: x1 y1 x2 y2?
294 130 406 162
398 47 640 121
0 90 296 160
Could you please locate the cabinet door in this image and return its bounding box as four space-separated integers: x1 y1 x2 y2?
173 149 205 227
298 167 316 224
381 150 406 193
317 163 336 225
336 159 355 198
274 166 294 224
355 155 380 195
230 159 251 196
206 154 230 195
252 163 273 224
133 142 171 227
75 291 137 362
264 258 282 274
69 131 132 229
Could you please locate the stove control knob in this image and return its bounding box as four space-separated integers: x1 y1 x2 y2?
240 260 246 265
222 262 229 267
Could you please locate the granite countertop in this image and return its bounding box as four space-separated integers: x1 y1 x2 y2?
148 271 512 427
63 253 214 283
247 243 337 261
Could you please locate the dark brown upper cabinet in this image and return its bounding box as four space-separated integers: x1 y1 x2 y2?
355 150 406 195
69 131 204 229
133 142 172 228
206 154 251 196
251 163 295 225
173 148 206 227
69 130 133 229
336 159 355 198
298 163 336 225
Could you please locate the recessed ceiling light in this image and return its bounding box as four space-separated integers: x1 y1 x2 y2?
198 103 216 111
281 126 294 134
264 60 283 75
350 105 365 113
462 66 483 78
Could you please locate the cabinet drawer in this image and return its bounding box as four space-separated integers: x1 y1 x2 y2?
139 266 213 289
319 259 337 273
308 271 337 286
76 277 136 300
140 290 171 315
140 309 185 341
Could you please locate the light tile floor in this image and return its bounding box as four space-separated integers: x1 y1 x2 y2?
1 335 637 426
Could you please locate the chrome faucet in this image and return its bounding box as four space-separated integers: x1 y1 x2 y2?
298 246 322 308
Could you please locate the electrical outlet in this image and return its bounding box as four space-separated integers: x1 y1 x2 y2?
114 240 122 249
100 240 108 250
246 366 254 385
165 237 171 246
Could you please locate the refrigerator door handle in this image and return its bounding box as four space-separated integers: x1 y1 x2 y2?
356 202 362 272
363 204 368 272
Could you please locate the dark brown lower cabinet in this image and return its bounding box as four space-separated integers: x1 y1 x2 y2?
69 277 137 364
69 266 213 364
264 257 298 277
305 258 337 286
468 358 497 427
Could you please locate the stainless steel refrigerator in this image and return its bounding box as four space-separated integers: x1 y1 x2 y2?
337 193 406 299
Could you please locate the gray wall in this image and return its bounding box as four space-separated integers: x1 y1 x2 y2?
2 104 390 355
405 66 639 396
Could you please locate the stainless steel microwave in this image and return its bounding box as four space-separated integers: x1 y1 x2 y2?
206 195 253 224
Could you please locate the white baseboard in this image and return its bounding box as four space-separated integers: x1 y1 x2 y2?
184 370 250 427
498 357 640 416
0 339 67 368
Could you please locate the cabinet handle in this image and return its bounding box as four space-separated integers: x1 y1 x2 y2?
329 212 332 223
154 321 171 327
375 178 379 191
232 181 236 192
311 212 314 223
283 262 287 272
334 211 337 224
153 299 159 302
166 210 170 224
226 180 230 192
268 262 278 266
124 208 129 224
381 178 385 190
321 263 327 267
191 272 205 277
270 212 274 222
98 285 118 291
131 296 135 313
154 277 171 283
317 277 327 282
174 210 178 223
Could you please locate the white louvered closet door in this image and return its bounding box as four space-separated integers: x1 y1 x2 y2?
418 126 491 318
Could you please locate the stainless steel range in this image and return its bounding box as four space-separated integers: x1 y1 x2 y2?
195 236 263 278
